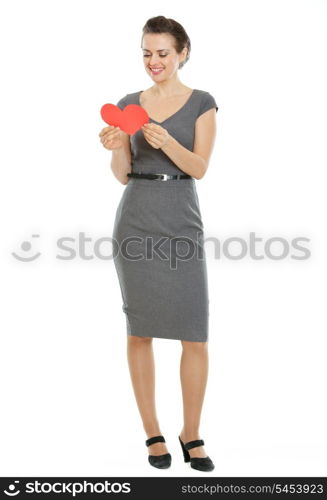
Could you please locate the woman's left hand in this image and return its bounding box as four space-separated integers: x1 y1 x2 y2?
141 122 171 149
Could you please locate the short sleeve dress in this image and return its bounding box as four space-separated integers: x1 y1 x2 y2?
112 89 218 342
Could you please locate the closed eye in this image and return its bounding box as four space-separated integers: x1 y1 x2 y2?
143 55 167 58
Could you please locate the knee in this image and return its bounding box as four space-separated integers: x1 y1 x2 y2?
128 335 153 346
181 340 208 353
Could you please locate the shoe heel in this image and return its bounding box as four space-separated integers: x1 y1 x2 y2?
179 437 215 472
178 435 190 462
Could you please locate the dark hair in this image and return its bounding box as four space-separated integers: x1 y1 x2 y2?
141 15 191 69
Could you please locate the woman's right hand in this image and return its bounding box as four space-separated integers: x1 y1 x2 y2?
99 126 123 150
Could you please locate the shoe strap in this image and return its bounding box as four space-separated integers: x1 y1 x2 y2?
184 439 204 450
145 435 165 447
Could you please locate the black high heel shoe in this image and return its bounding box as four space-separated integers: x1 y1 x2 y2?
178 435 215 472
145 435 172 469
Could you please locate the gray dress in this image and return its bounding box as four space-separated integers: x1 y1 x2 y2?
112 89 218 341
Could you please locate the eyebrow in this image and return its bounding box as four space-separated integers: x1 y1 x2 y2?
142 49 170 52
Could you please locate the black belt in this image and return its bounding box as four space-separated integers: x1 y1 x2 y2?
127 172 192 181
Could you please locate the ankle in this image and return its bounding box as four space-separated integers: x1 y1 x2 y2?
144 427 163 439
180 429 201 442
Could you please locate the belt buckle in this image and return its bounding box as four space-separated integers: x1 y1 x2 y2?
160 174 169 181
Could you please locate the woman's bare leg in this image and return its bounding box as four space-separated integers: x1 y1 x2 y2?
127 335 169 456
179 340 209 458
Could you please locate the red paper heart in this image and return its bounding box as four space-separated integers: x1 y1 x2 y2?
100 103 149 135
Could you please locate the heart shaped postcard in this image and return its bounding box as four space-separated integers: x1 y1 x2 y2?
100 103 149 135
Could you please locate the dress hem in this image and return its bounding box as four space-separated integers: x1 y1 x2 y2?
126 332 208 342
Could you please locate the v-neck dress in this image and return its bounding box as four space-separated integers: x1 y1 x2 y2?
112 89 218 341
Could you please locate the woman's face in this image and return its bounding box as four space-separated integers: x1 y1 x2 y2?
141 33 186 81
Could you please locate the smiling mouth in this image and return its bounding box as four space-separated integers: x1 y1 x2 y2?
150 67 164 73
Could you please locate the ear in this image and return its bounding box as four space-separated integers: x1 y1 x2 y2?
179 49 187 66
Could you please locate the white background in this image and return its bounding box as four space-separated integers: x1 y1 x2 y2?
1 0 326 477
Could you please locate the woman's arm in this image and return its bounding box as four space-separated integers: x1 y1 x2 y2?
110 130 132 185
141 107 217 179
161 108 217 179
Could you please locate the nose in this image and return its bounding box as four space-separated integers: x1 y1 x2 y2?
149 56 161 66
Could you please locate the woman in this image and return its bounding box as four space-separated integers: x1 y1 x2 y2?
99 15 218 472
